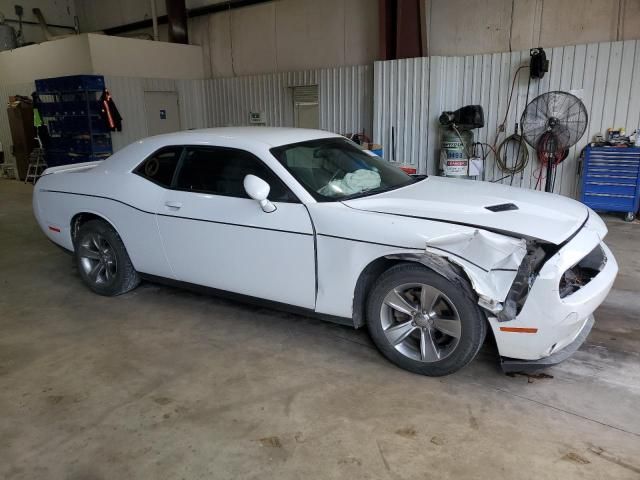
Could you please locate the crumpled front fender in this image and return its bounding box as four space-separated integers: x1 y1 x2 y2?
388 229 529 317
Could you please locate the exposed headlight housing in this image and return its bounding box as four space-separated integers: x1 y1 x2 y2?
559 245 606 298
497 241 547 321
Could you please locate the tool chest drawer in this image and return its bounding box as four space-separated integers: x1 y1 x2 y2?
580 146 640 220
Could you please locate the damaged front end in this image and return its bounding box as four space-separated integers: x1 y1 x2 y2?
389 229 552 322
558 244 607 298
383 212 616 366
496 242 547 321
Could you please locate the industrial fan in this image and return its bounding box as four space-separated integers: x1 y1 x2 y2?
520 91 588 192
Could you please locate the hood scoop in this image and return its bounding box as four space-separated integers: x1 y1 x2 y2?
485 203 518 212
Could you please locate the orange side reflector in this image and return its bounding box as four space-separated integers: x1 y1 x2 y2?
499 327 538 333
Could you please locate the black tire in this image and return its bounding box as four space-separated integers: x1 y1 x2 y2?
74 219 140 296
366 262 486 376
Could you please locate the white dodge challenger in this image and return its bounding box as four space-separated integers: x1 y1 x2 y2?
33 128 618 376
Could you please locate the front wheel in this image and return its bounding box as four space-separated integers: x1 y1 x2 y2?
366 263 486 376
74 219 140 296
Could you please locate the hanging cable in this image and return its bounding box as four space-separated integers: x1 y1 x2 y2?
512 72 534 186
496 133 529 175
486 64 530 182
451 123 473 159
493 65 529 147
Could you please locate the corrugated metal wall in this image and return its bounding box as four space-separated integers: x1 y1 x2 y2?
100 65 373 153
176 79 207 131
1 67 372 171
8 39 637 200
202 65 373 136
374 39 640 198
104 76 187 151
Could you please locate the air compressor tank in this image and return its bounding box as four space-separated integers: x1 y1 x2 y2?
440 127 473 178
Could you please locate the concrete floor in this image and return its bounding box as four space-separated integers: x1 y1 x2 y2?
1 179 639 480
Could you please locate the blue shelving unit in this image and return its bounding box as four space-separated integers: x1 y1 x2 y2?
580 146 640 221
35 75 112 167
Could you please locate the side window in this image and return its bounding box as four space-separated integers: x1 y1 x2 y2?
174 147 296 202
134 147 182 187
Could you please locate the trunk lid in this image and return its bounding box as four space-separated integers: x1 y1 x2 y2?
42 161 102 176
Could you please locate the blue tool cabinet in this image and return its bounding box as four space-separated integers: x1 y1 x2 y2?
35 75 112 167
580 146 640 221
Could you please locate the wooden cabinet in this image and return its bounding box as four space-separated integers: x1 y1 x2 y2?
7 102 36 180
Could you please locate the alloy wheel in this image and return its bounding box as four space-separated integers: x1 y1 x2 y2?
379 283 462 362
77 233 118 285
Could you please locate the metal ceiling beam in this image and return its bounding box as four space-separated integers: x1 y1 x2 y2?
379 0 424 61
102 0 271 36
166 0 188 43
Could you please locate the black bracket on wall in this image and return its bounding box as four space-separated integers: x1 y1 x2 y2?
530 48 550 79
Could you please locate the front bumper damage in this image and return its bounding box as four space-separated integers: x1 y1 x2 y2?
489 221 616 363
500 315 594 373
395 212 617 370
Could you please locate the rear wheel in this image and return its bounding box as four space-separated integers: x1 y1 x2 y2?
367 263 486 376
74 219 140 296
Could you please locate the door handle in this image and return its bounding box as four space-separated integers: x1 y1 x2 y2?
165 201 182 209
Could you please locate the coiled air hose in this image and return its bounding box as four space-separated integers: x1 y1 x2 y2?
496 134 529 175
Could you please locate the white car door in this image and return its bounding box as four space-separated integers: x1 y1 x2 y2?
155 145 316 309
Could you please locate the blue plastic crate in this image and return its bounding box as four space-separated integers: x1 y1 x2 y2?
36 74 112 161
38 102 58 117
36 75 105 93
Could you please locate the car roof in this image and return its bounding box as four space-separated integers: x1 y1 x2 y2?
145 127 342 148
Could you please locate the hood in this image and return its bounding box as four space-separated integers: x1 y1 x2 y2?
342 176 588 244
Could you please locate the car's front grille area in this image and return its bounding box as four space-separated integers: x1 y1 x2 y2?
559 245 607 298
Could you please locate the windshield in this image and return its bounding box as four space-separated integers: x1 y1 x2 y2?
270 138 415 201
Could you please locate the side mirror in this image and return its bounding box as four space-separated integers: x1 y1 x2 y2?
243 174 277 213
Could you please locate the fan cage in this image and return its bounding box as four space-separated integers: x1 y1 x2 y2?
520 91 588 151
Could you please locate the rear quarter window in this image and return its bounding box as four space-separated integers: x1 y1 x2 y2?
134 147 182 187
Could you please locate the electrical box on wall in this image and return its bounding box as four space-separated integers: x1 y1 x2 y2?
249 111 265 124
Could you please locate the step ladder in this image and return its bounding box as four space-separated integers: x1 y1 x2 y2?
24 143 47 185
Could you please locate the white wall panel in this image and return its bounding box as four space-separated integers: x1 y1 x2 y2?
82 66 371 155
103 76 150 151
374 39 640 198
375 58 433 172
104 76 207 151
202 65 373 136
176 79 208 131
